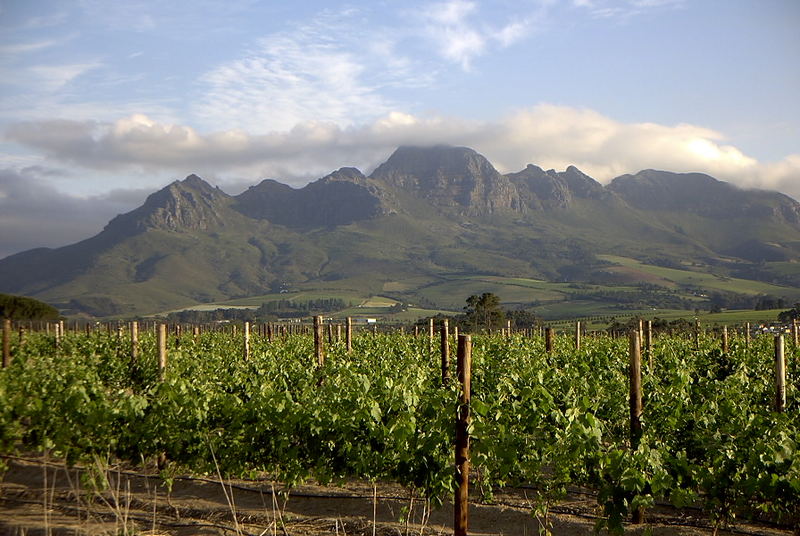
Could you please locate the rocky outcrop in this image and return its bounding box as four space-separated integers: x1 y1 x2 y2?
370 146 524 215
235 167 388 227
507 164 609 209
105 174 229 234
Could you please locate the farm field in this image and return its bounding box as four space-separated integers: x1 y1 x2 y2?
156 255 800 325
597 256 800 298
0 324 797 535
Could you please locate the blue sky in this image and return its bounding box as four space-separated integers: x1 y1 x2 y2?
0 0 798 257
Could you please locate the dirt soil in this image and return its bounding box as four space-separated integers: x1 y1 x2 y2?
0 456 793 536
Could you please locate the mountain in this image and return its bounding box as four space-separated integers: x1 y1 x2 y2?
608 170 800 262
1 145 799 317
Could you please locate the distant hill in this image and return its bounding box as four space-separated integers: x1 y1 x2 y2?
1 145 799 317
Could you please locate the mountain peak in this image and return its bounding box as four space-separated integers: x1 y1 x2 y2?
371 145 522 214
181 173 213 189
104 174 229 234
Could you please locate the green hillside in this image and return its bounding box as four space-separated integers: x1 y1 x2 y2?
1 146 799 319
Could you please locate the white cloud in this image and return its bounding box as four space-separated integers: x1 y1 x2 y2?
0 39 59 55
419 0 545 70
191 9 418 134
25 62 102 92
6 104 800 200
574 0 685 20
422 0 489 69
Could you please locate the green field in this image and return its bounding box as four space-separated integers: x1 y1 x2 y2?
599 255 800 297
154 254 800 324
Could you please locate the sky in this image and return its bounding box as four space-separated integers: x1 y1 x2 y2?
0 0 799 258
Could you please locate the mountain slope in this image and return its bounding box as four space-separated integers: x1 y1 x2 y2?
1 145 799 316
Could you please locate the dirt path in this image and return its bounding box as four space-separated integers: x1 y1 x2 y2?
0 457 792 536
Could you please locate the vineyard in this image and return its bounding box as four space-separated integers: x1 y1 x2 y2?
0 321 798 535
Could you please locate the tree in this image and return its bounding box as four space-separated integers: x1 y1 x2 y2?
0 293 60 320
778 303 800 323
464 293 505 332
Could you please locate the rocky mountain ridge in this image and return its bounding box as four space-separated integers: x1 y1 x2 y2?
1 145 799 316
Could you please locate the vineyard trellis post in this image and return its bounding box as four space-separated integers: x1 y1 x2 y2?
629 329 644 524
775 335 785 413
455 334 471 536
130 321 139 362
629 330 643 448
575 321 581 351
745 322 751 349
441 319 450 386
157 323 167 379
545 327 554 354
722 325 728 355
645 320 653 367
346 317 353 354
314 315 325 367
243 321 250 361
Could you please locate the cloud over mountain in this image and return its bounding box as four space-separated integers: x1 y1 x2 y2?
0 166 150 258
6 105 800 199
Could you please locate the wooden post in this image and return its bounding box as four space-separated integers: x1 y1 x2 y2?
441 319 450 386
545 327 554 354
775 335 786 413
327 323 334 345
18 326 26 348
745 322 751 349
793 319 798 347
453 326 459 341
694 318 700 349
130 321 139 361
506 319 512 337
429 318 434 340
55 321 62 350
243 321 251 361
721 325 729 354
346 317 353 354
314 315 325 367
2 318 11 368
455 334 472 536
157 323 167 379
629 330 643 449
575 321 581 350
629 329 644 524
645 320 653 367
